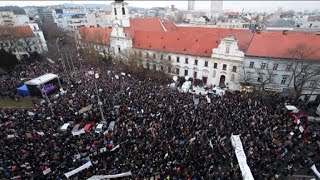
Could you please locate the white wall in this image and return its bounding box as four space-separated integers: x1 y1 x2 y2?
14 14 30 26
29 23 48 53
243 56 320 100
128 35 245 91
111 1 130 27
110 25 132 55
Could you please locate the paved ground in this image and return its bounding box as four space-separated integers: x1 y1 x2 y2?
0 97 34 108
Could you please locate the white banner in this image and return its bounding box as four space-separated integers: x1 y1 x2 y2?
72 129 85 136
311 164 320 178
110 144 120 151
64 161 92 178
231 134 254 180
87 171 132 180
43 168 51 175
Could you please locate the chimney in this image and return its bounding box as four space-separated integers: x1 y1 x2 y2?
283 30 288 35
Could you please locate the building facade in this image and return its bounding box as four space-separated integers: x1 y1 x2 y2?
0 26 43 59
37 8 56 24
77 0 320 100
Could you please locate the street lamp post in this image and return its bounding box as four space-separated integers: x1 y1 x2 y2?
94 72 106 123
56 38 70 84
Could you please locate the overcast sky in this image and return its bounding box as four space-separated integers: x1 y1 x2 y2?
1 1 320 12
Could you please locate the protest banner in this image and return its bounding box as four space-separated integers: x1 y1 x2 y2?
110 144 120 151
37 131 45 136
311 164 320 178
78 104 93 114
43 168 51 175
87 171 132 180
64 161 92 178
231 134 254 180
72 129 85 136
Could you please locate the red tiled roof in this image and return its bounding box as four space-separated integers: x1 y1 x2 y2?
0 26 34 39
176 27 254 52
78 27 112 45
133 29 254 57
246 31 320 60
124 17 176 37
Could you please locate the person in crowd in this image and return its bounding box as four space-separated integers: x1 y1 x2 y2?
0 56 319 180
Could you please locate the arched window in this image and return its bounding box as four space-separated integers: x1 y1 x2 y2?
122 7 126 15
114 8 117 15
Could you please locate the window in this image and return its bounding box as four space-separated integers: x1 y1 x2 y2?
213 63 217 69
153 64 157 70
273 64 278 70
231 74 235 82
146 63 150 69
139 51 142 57
226 44 230 54
153 54 156 58
257 77 261 82
168 56 171 61
160 55 163 60
177 56 180 63
232 66 237 72
176 68 180 75
118 46 121 53
281 76 287 84
249 62 254 68
204 61 208 67
194 59 198 65
193 71 197 79
310 81 316 87
185 58 188 64
114 8 117 15
261 63 266 69
168 67 171 73
222 64 227 70
122 7 126 15
184 70 188 76
161 66 164 71
286 65 291 71
146 53 149 58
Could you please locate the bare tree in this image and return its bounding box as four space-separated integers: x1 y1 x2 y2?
287 43 320 103
174 11 185 24
254 63 274 92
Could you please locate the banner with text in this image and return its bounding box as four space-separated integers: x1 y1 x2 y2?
231 134 254 180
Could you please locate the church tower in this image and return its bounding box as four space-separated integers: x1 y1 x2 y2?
111 0 130 27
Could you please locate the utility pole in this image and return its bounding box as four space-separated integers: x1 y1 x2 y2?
94 72 106 123
38 79 54 117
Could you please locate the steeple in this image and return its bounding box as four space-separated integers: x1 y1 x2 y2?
111 0 130 27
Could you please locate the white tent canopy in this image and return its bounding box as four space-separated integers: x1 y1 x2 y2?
25 73 59 86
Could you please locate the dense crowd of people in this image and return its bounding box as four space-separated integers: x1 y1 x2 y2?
0 56 319 179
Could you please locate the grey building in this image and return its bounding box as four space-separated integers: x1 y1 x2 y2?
37 8 55 23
